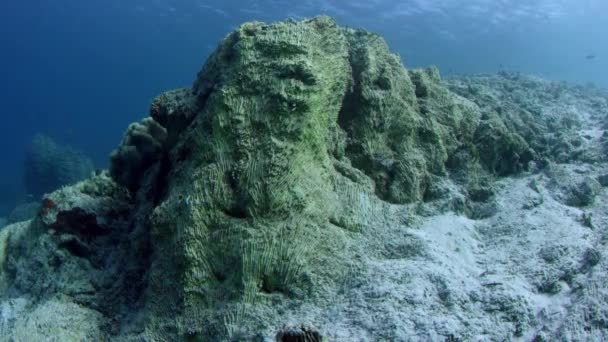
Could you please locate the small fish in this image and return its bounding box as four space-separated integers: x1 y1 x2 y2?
585 54 596 60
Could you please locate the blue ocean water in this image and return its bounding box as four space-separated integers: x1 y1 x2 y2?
0 0 606 216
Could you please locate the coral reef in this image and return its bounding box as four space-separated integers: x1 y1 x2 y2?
23 134 95 198
0 172 144 338
1 17 607 341
447 72 608 165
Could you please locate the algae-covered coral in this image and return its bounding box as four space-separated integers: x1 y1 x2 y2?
1 17 607 341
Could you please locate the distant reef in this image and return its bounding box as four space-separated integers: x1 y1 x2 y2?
0 17 607 341
23 134 95 198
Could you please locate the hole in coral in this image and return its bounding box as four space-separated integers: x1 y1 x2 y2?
212 268 227 282
223 205 248 219
176 145 192 162
277 64 316 86
59 237 91 259
260 274 281 294
275 325 323 342
374 75 391 90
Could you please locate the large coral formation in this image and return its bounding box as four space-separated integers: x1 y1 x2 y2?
23 134 95 198
1 17 607 341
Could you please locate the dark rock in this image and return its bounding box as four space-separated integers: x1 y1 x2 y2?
566 177 601 207
581 212 594 229
538 279 562 295
581 248 601 272
39 174 130 240
275 324 324 342
539 245 569 264
109 117 168 193
466 201 498 220
150 88 198 147
598 174 608 187
467 185 495 202
45 206 110 238
473 116 533 176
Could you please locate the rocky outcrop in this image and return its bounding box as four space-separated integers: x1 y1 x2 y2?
150 88 199 147
1 17 607 341
0 172 144 338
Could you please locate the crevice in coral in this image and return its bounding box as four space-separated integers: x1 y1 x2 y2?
58 237 91 259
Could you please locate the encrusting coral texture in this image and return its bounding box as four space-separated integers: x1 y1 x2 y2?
1 17 607 341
